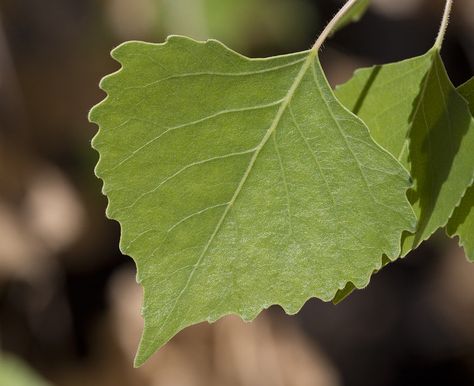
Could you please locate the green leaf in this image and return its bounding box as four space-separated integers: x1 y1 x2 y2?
90 36 415 366
335 53 432 163
331 0 371 36
333 53 474 303
336 50 474 254
447 77 474 261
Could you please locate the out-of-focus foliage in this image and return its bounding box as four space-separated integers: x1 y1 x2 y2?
106 0 316 52
203 0 315 50
0 355 50 386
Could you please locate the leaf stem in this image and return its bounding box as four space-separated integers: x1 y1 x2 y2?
434 0 453 50
311 0 360 53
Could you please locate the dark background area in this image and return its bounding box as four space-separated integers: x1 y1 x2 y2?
0 0 473 385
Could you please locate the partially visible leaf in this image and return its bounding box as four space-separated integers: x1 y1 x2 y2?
335 53 433 161
447 77 474 261
330 0 371 36
90 36 415 366
332 282 355 304
448 187 474 261
333 53 474 303
333 255 391 304
336 50 474 254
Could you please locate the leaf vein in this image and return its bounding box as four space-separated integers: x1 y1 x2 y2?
153 53 317 337
289 104 336 206
167 203 230 233
272 133 293 236
106 99 284 172
124 57 307 90
115 149 256 213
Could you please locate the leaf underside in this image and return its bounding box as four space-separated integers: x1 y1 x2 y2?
90 36 415 366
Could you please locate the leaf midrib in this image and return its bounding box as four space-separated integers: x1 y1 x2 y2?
397 51 435 162
154 50 318 335
401 50 472 249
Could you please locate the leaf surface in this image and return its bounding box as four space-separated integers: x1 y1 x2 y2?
447 77 474 260
90 36 415 365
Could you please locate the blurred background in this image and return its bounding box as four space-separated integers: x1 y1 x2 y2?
0 0 473 385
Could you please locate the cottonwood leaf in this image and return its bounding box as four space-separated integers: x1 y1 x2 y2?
90 36 415 366
336 50 474 254
332 52 474 303
332 53 435 303
447 77 474 261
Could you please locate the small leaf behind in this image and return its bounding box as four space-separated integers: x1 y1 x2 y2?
336 51 474 254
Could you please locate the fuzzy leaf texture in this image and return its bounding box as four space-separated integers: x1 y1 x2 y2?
89 36 416 366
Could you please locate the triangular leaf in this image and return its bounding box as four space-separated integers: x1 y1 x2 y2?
333 51 474 303
336 50 474 254
90 36 415 366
